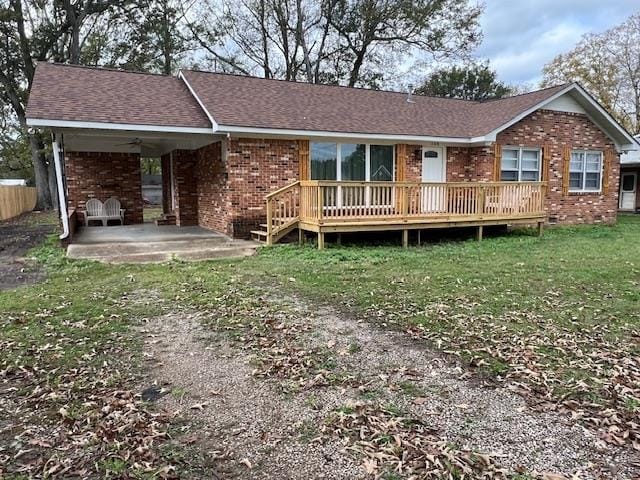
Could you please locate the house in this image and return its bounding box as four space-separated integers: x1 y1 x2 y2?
619 134 640 212
25 63 637 248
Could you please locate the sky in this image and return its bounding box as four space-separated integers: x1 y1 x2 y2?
476 0 640 87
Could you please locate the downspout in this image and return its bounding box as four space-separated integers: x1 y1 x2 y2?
52 132 69 240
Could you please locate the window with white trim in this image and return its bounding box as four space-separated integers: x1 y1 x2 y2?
310 143 394 181
500 147 541 182
569 150 602 192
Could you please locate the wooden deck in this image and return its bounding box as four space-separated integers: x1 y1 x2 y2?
257 181 547 248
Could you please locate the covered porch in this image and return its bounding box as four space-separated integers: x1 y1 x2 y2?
51 127 224 243
261 180 547 248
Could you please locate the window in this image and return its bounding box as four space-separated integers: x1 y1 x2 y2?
500 147 541 181
310 143 394 181
310 142 337 180
341 144 366 180
370 145 394 181
569 150 602 192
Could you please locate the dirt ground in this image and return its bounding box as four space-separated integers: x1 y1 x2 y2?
0 211 57 290
142 293 640 480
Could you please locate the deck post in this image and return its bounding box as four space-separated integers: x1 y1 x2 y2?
336 233 342 245
298 228 304 245
318 231 325 250
417 230 421 246
266 198 273 246
537 221 544 237
476 225 483 242
402 229 408 248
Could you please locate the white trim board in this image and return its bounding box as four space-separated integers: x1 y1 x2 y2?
27 118 213 134
217 124 488 145
178 70 219 130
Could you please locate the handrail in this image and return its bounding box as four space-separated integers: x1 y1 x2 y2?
266 181 300 200
266 181 301 245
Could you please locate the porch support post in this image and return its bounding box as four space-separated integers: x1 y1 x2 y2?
298 228 304 245
402 229 408 248
537 221 544 237
476 225 483 242
336 233 342 246
51 133 69 240
318 231 325 250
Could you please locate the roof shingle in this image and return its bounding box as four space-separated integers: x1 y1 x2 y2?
27 63 569 138
26 63 211 129
181 69 568 138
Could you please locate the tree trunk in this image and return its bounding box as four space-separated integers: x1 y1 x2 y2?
29 133 53 210
47 153 59 210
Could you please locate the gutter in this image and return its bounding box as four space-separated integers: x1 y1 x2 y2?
51 132 69 240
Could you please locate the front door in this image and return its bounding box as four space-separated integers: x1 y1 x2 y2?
421 147 446 213
620 172 637 210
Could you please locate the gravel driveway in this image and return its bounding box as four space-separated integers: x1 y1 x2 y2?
142 294 639 479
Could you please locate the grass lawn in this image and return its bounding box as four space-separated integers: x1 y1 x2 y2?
1 215 638 476
247 217 640 445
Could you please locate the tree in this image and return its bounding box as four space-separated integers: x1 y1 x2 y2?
188 0 482 87
0 0 130 209
542 13 640 134
415 63 511 100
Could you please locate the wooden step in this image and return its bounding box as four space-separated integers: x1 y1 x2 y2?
251 230 268 243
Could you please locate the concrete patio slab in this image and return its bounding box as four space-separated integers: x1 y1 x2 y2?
67 224 260 263
73 224 224 244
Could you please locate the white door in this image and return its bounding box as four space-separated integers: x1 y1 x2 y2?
620 172 637 210
421 147 446 213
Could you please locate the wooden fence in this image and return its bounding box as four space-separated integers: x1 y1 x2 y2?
0 185 37 221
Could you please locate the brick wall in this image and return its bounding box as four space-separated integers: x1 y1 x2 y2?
225 138 300 237
160 154 172 214
171 149 199 226
65 151 143 224
497 109 619 224
195 141 231 234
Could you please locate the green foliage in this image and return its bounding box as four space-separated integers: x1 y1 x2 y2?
415 62 512 100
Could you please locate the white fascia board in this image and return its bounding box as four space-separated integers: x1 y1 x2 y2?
487 83 638 149
178 70 218 131
26 118 213 134
217 124 487 144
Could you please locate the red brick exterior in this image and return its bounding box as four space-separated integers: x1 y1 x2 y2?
171 150 199 226
196 142 230 234
497 109 619 224
160 154 172 214
65 151 143 224
224 138 300 237
65 108 621 237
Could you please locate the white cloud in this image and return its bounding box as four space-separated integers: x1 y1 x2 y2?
476 0 640 85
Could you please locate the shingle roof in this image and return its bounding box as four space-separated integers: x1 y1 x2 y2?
27 63 569 138
181 69 568 138
26 63 211 129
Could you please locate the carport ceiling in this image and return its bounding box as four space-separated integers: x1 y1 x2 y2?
57 128 220 157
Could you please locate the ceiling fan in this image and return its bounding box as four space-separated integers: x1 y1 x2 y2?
114 138 159 149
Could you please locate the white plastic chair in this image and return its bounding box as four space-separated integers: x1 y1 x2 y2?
85 198 105 226
104 197 125 225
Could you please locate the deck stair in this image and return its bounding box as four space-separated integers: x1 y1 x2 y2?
251 218 298 243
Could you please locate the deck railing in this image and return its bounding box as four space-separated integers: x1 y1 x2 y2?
298 180 546 223
265 180 546 244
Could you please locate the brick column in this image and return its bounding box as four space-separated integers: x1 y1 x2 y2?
171 149 198 226
160 153 172 214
